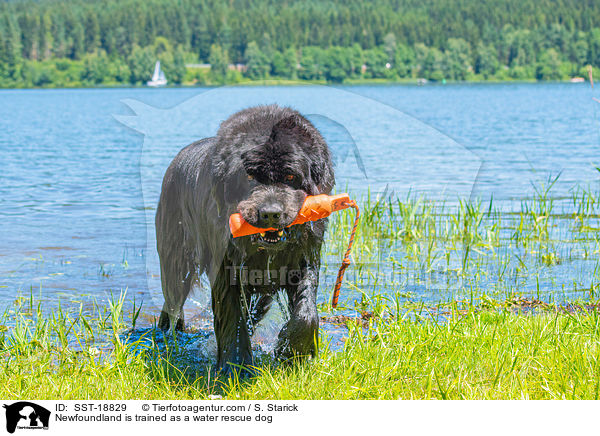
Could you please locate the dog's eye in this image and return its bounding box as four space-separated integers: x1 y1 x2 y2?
247 174 254 181
285 175 295 182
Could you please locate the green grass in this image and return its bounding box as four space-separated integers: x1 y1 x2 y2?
1 294 600 400
3 176 599 399
240 309 600 400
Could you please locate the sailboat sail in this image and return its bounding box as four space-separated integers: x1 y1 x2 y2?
147 60 168 86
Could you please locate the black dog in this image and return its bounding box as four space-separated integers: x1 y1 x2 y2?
156 104 334 373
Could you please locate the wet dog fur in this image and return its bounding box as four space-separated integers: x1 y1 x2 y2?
155 104 334 373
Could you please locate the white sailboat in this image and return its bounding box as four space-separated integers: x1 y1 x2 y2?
147 61 167 87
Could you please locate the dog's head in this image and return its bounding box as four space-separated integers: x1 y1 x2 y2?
214 104 334 251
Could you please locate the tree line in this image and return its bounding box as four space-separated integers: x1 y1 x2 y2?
1 0 600 87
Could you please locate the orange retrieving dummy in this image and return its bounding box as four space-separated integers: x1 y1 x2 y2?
228 193 360 308
229 193 351 237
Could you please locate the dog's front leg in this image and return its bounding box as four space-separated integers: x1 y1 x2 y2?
276 266 319 360
211 264 252 375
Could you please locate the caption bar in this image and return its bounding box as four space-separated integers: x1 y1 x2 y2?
1 399 596 435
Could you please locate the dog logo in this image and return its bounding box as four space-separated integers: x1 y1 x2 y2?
3 402 50 433
287 269 302 285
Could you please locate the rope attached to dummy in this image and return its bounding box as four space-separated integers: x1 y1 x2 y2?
331 200 359 308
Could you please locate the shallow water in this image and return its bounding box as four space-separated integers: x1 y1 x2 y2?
1 84 599 342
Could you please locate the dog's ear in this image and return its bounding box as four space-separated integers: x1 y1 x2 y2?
310 158 335 194
211 147 251 213
222 166 250 207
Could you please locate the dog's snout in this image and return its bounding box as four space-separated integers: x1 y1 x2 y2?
258 204 283 228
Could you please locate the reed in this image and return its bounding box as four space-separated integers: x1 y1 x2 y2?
1 176 598 399
324 177 600 306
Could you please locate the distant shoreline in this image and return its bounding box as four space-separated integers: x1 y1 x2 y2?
0 78 586 90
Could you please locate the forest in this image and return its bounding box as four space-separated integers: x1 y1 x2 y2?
1 0 600 87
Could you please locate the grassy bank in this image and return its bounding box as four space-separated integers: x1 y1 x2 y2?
1 294 600 400
3 180 599 400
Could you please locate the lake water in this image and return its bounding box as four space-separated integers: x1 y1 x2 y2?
1 83 599 333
